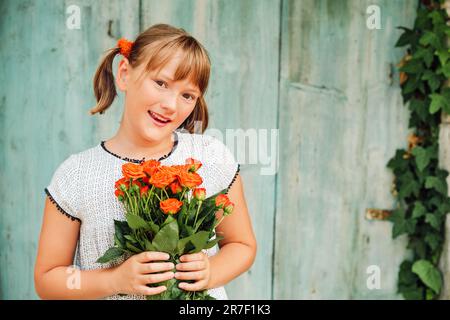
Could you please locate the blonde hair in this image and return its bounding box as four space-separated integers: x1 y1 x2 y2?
91 23 211 133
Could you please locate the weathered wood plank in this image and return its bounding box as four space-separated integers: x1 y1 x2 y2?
274 0 416 299
0 0 139 299
141 0 280 299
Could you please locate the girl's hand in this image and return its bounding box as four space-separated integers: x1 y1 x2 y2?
175 251 211 291
110 251 175 296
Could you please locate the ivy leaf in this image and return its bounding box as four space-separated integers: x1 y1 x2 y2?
412 260 442 294
399 59 424 74
388 209 417 238
435 49 450 66
441 62 450 78
397 172 420 199
421 70 441 92
414 47 434 67
429 93 446 114
387 149 409 174
412 202 427 219
411 146 431 171
425 176 447 195
425 233 441 251
425 213 441 230
408 98 429 122
429 10 445 26
395 27 415 47
419 31 440 49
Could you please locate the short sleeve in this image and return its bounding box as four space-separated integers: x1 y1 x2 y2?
202 135 240 194
44 154 81 222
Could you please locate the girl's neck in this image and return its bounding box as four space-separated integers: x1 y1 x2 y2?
106 128 176 162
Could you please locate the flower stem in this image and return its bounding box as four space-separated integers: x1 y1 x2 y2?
193 201 203 228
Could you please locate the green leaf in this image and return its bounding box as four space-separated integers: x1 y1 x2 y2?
425 213 441 230
425 176 447 195
126 241 142 253
414 47 434 67
144 238 157 251
412 260 442 294
429 10 445 26
397 172 420 199
399 59 423 74
425 233 441 251
429 93 445 114
388 209 417 238
152 219 179 254
189 231 211 252
96 247 125 264
419 31 440 48
412 202 426 219
204 236 224 250
395 27 415 47
126 213 149 230
421 70 441 92
411 146 431 171
436 49 450 66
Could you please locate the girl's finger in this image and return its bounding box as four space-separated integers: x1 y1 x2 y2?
178 280 207 292
138 251 170 263
142 271 175 284
175 270 205 281
180 253 205 262
176 261 206 271
139 285 167 296
140 262 175 274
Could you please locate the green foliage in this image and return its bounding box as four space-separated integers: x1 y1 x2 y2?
388 0 450 300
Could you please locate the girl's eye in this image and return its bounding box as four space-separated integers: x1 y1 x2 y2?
155 80 167 88
183 94 196 102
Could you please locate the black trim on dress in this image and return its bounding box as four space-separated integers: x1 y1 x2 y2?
100 131 179 163
45 188 81 223
225 164 240 194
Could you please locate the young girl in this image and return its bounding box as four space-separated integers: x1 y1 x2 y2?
34 23 257 300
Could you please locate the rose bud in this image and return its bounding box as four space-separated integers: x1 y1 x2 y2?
224 200 235 215
193 188 206 201
215 194 229 209
185 158 202 172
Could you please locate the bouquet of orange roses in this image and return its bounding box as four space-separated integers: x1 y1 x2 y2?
96 158 234 300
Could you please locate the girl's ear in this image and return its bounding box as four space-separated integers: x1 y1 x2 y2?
116 58 130 92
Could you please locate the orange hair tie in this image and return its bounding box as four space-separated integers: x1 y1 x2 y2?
117 38 133 58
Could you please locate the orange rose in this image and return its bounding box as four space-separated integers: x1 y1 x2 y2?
142 159 161 176
149 167 177 189
178 170 203 189
140 185 149 197
115 177 129 190
215 194 230 208
169 181 183 194
122 163 146 180
160 198 183 214
114 189 124 198
185 158 202 172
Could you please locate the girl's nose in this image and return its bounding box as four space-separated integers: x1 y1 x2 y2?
160 92 178 113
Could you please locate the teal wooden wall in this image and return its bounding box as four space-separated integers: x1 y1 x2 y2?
0 0 417 299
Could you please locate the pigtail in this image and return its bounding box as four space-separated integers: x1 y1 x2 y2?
180 96 209 134
90 47 121 115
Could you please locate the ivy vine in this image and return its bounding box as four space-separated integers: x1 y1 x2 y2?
388 0 450 299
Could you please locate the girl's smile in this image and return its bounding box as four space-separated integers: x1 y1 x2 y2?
148 110 172 127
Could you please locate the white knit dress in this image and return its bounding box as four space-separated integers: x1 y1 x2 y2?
44 130 240 300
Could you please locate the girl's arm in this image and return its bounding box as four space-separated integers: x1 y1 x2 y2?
34 198 174 299
34 197 116 299
206 174 257 289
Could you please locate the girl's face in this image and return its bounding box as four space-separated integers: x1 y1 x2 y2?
116 53 201 142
